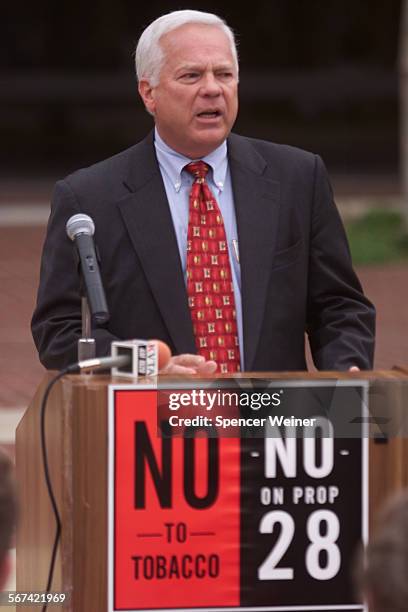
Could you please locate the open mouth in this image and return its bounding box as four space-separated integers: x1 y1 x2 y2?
196 110 222 118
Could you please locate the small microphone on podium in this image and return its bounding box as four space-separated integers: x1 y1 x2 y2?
66 213 109 324
66 339 172 377
66 354 130 373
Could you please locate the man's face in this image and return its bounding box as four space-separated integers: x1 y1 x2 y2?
139 23 239 159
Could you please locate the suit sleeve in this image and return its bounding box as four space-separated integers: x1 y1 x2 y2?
306 155 376 370
31 179 119 370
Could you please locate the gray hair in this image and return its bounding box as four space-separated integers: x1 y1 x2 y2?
135 10 239 86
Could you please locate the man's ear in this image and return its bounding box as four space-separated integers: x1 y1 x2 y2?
0 553 12 591
138 80 156 115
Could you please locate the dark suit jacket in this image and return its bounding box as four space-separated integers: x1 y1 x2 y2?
31 132 375 371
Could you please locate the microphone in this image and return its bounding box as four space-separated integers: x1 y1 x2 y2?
66 213 109 324
67 354 130 373
111 339 172 377
66 339 172 377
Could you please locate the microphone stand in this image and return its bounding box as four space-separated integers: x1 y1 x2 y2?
77 269 96 362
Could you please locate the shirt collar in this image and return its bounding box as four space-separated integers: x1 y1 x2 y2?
154 127 228 193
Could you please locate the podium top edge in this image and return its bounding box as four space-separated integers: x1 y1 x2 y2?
38 367 408 388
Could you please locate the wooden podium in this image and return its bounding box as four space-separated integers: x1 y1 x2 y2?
15 370 408 612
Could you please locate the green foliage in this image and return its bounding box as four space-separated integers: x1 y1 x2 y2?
346 210 408 265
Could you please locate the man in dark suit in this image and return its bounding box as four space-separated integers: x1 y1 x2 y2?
32 10 375 374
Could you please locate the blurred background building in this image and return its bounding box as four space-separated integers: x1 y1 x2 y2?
0 0 401 183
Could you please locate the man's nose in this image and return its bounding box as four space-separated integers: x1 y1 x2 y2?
199 73 222 96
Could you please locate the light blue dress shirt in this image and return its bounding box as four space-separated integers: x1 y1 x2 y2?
154 128 244 369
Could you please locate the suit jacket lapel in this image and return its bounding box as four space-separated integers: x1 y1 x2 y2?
228 134 281 370
117 134 196 355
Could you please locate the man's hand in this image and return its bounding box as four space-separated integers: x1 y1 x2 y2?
160 354 217 376
348 366 360 372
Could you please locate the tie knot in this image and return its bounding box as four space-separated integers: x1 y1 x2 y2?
185 161 209 183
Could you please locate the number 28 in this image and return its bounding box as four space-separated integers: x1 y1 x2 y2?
258 510 341 581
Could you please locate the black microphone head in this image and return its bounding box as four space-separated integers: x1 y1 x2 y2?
66 213 95 241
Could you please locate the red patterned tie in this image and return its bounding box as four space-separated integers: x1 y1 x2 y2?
185 161 241 373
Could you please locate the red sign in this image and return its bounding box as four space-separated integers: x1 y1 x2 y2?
111 388 240 610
